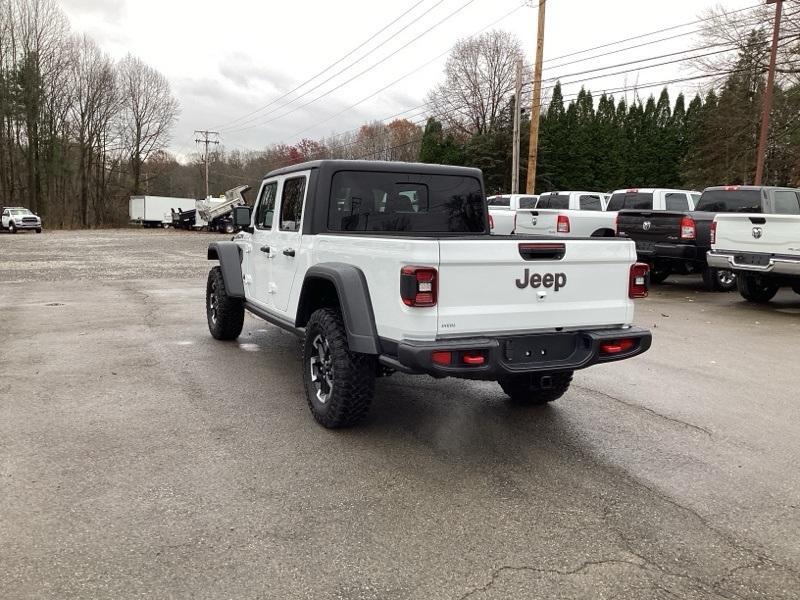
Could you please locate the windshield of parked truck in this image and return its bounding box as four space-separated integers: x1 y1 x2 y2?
9 209 32 216
695 190 763 213
607 192 653 211
328 171 486 233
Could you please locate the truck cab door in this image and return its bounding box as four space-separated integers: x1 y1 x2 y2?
248 179 279 308
270 171 310 313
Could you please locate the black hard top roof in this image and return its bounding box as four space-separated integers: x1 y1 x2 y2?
264 159 482 180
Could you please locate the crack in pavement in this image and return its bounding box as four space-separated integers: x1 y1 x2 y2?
574 384 714 437
456 558 646 600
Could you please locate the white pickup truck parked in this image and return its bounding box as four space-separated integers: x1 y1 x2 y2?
708 193 800 302
514 191 616 238
205 160 652 429
607 188 699 213
1 206 42 233
487 193 539 235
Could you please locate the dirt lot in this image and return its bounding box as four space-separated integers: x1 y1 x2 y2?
2 229 799 599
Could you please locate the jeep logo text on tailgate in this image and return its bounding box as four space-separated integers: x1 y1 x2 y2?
516 269 567 291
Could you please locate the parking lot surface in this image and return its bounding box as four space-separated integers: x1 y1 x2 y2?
2 229 800 599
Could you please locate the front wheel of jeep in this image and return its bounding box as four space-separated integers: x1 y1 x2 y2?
206 266 244 340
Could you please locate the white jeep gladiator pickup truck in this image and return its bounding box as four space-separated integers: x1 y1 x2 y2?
708 193 800 303
205 160 652 428
514 191 615 238
487 193 539 235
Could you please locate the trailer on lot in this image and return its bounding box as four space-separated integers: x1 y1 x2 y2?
130 196 197 228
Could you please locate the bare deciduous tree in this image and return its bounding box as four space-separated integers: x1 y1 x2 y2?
70 35 119 225
427 30 523 136
693 4 800 87
117 53 180 195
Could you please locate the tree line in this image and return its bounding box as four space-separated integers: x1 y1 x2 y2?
418 27 800 194
0 0 179 227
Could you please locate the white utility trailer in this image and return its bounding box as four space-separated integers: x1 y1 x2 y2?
130 196 197 228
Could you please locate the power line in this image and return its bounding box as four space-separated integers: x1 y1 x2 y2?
540 1 764 64
267 2 528 141
223 0 480 135
213 0 431 131
194 130 220 198
251 3 772 144
223 2 786 154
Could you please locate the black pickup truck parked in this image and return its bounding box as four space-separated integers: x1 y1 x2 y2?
616 186 797 291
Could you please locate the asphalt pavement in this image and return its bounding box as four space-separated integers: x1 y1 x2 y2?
1 229 799 599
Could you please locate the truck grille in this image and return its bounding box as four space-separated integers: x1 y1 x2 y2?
22 217 38 223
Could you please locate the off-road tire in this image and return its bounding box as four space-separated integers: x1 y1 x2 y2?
206 266 244 340
737 274 779 304
498 371 573 405
648 267 670 284
9 222 16 234
702 267 736 292
36 228 42 234
303 308 376 428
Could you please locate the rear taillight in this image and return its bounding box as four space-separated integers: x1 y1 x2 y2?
430 350 486 367
557 214 570 233
724 185 740 191
710 220 717 245
680 215 696 240
629 263 649 298
489 214 494 230
401 266 437 307
600 338 636 355
432 351 452 365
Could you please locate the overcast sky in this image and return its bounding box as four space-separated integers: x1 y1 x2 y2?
60 0 758 157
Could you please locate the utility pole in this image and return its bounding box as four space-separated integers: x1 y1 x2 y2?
525 0 546 194
755 0 783 185
194 130 220 198
512 59 523 194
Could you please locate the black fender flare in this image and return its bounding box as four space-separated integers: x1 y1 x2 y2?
297 263 380 355
207 241 245 298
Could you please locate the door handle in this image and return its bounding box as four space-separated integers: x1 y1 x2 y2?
260 245 270 253
283 248 295 257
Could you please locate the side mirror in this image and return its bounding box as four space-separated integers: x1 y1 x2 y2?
233 205 252 231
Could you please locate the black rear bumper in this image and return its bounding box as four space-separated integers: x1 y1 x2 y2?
380 327 652 380
636 242 699 260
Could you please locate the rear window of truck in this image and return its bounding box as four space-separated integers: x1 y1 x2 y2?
487 196 510 207
538 194 570 209
607 193 653 211
579 195 602 211
695 190 763 213
328 171 486 233
518 196 538 209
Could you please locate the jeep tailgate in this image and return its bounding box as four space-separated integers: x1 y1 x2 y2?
714 213 800 256
436 239 637 336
